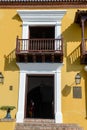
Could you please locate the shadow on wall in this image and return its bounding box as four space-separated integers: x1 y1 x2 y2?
12 13 22 22
62 85 71 97
4 49 19 71
62 22 83 72
3 13 22 71
66 45 82 72
62 23 81 57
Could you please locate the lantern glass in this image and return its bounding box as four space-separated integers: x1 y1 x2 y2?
75 73 81 84
0 72 4 83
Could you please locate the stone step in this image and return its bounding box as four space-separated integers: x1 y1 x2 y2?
15 127 83 130
15 119 84 130
24 118 55 123
15 126 83 130
16 123 80 127
24 118 55 125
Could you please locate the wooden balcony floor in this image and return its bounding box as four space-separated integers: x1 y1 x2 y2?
16 53 63 63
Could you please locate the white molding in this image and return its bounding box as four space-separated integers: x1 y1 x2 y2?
16 63 63 123
17 63 63 72
17 10 66 23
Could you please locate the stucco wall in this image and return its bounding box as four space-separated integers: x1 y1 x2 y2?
0 8 87 130
62 9 87 129
0 9 21 119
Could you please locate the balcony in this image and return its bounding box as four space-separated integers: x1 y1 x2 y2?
16 37 63 63
74 10 87 64
81 39 87 64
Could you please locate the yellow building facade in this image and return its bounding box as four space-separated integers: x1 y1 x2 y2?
0 2 87 130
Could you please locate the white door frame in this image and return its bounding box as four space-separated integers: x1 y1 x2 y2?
16 63 63 123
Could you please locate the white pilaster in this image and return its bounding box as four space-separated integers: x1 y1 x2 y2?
22 23 28 39
55 23 61 50
54 69 62 123
16 72 26 123
22 23 28 50
55 23 61 38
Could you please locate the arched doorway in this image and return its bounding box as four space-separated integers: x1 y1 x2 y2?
26 75 54 119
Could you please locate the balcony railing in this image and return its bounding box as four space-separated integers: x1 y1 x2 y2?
16 37 63 54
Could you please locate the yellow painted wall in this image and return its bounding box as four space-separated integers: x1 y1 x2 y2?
61 9 87 130
0 121 15 130
0 9 22 119
0 8 87 130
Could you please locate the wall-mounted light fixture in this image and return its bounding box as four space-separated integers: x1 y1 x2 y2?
0 72 4 84
75 73 81 84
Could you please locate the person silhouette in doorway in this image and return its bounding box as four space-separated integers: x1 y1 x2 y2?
29 100 35 118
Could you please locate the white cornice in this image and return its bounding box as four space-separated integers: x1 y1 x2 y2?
17 10 66 23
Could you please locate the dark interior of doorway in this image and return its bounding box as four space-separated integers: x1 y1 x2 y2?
26 75 54 119
29 26 55 38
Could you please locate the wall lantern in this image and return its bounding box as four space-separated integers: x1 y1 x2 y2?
0 72 4 84
75 73 81 84
84 66 87 72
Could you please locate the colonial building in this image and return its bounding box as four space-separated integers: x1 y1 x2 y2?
0 1 87 130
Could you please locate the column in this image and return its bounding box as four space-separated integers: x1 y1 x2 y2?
16 72 26 123
22 23 28 50
55 23 61 51
54 69 62 123
81 19 85 42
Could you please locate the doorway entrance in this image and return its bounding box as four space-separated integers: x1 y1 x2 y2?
29 26 55 39
26 75 54 119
